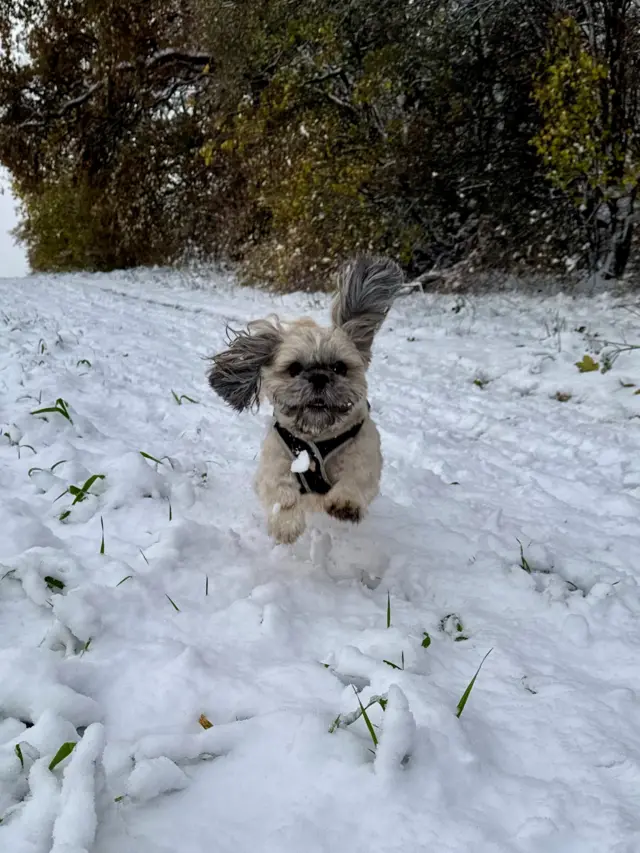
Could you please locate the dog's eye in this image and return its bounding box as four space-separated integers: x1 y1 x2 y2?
331 361 347 376
288 361 303 377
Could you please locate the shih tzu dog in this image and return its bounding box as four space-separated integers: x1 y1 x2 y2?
207 255 404 544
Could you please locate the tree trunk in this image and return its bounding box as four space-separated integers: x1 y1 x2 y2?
602 188 637 279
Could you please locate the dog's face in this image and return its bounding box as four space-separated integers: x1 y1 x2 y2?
261 321 367 435
207 255 403 437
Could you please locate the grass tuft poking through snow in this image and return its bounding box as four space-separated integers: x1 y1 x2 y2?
456 649 493 719
31 397 73 423
48 742 77 772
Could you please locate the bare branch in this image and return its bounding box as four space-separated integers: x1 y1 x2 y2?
18 47 213 129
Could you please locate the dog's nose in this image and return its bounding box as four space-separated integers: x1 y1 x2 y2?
308 372 329 391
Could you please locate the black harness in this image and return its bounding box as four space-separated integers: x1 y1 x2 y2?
274 418 365 495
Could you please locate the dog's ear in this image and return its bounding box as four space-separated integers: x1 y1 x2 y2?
207 318 282 412
331 255 404 364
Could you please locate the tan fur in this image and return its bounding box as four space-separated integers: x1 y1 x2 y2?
255 398 382 544
252 317 381 543
207 254 403 545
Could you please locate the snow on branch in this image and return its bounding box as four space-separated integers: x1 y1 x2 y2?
19 48 213 128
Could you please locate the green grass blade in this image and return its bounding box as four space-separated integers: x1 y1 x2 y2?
50 459 67 472
69 485 85 504
353 687 378 748
117 575 132 586
44 576 65 590
166 594 180 612
15 744 24 768
422 632 431 648
139 549 149 565
517 539 531 573
456 649 493 719
49 741 76 771
100 516 105 555
28 467 45 477
205 575 209 596
80 474 105 494
383 659 402 670
172 390 199 405
31 406 59 417
386 591 391 629
31 400 73 423
140 451 163 465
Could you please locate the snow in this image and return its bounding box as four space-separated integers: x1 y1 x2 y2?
290 449 311 473
1 268 640 852
125 756 188 803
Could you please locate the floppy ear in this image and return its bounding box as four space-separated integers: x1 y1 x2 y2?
207 318 282 412
331 255 404 364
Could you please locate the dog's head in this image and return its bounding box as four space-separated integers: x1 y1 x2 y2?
207 255 403 436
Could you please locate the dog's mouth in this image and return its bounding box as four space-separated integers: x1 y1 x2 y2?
280 400 353 415
305 401 352 413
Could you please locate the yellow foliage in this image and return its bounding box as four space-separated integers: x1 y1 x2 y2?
532 16 609 197
198 25 414 290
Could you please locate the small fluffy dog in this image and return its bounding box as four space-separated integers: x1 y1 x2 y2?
207 255 404 544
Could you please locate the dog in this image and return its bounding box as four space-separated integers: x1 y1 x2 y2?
207 255 404 544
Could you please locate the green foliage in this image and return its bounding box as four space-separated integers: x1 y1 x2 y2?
211 25 412 289
532 16 609 197
3 0 640 283
14 174 117 273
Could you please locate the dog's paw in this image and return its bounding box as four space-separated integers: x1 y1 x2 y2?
268 505 306 545
324 489 364 524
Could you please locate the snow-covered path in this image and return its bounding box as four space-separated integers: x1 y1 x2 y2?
1 270 640 853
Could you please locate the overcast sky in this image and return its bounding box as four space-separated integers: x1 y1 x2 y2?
0 168 29 278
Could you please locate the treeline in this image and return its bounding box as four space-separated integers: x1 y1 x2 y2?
1 1 639 289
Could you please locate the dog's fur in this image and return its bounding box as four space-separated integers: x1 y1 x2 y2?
207 255 404 544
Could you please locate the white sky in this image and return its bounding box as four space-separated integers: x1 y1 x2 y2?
0 168 29 278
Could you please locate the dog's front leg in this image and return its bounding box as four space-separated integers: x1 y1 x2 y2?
323 420 382 525
255 430 306 544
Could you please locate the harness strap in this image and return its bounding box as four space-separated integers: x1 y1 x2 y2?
274 418 365 495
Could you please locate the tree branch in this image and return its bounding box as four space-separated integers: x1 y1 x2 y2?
18 48 213 128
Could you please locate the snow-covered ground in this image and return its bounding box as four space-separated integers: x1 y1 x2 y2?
1 269 640 853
